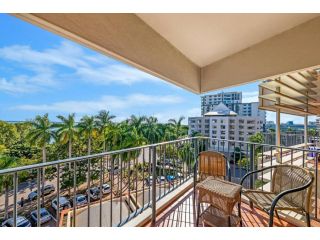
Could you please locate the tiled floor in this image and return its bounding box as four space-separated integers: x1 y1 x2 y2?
146 189 320 227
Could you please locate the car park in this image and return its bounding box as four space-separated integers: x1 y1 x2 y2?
99 183 111 194
86 187 101 200
107 166 120 175
166 175 176 182
28 184 55 201
145 176 153 186
51 196 71 211
1 216 31 227
157 176 166 183
30 208 52 225
73 194 88 207
177 172 183 178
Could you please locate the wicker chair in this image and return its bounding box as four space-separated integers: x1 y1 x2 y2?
194 151 243 226
240 164 314 227
194 151 231 183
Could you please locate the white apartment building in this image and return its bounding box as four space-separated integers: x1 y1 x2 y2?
201 92 241 115
189 103 264 148
201 92 266 122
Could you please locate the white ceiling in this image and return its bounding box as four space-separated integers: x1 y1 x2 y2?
137 13 319 67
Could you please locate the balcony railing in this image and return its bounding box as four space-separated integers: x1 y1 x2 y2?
0 136 319 227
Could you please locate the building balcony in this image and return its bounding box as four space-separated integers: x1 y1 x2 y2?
0 137 320 227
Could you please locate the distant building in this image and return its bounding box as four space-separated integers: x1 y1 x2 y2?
201 92 242 115
201 92 266 122
189 103 264 148
265 120 317 132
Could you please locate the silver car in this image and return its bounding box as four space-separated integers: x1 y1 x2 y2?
51 197 71 211
28 184 55 201
99 184 111 194
1 216 31 227
74 194 88 207
86 187 100 200
30 208 52 225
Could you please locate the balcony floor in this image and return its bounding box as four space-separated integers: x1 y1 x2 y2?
145 189 320 227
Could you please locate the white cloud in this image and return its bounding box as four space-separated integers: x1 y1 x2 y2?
0 41 161 93
13 93 184 115
242 91 259 103
76 64 160 85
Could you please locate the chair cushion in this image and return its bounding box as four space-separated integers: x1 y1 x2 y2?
242 189 302 212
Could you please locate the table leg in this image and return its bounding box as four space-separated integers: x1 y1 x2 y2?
238 201 242 227
196 201 201 227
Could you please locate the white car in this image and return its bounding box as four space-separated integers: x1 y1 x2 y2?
145 176 153 186
1 216 31 227
99 184 111 194
51 197 71 211
157 176 166 183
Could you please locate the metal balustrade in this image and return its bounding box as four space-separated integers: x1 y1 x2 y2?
0 136 319 227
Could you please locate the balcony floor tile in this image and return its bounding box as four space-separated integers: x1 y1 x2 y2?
145 189 320 227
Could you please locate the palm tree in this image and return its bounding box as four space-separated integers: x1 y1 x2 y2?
168 116 186 140
143 116 162 144
78 115 97 155
54 114 78 196
54 113 78 158
27 113 55 206
27 114 55 163
128 115 146 135
95 110 115 152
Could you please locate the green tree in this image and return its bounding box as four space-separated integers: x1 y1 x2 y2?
248 132 264 144
54 113 78 158
78 116 97 155
27 114 55 206
143 116 162 144
0 121 19 149
95 110 115 152
27 114 55 164
168 116 186 138
0 155 18 219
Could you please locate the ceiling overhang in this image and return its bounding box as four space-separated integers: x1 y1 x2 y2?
259 68 320 116
12 13 320 94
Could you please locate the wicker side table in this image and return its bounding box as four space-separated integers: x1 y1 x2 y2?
195 177 242 226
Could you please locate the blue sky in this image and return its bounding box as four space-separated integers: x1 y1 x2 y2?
0 14 312 124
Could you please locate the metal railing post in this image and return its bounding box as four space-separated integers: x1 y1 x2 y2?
249 144 255 190
151 145 157 226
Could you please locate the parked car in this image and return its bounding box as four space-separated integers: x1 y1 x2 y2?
28 184 55 201
86 187 100 200
51 197 71 211
1 216 31 227
99 183 111 194
145 176 153 186
30 208 52 225
177 172 183 178
73 194 88 207
107 166 119 175
157 176 166 183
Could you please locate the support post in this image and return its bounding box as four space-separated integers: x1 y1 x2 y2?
275 108 281 163
151 145 157 226
304 115 308 148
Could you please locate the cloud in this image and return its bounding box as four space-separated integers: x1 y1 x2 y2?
0 41 161 94
13 93 184 115
242 91 258 103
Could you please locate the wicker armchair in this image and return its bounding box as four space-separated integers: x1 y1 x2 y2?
194 151 231 184
194 151 243 226
240 164 314 227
